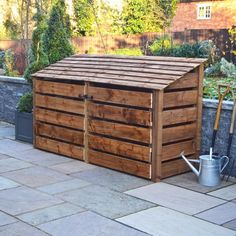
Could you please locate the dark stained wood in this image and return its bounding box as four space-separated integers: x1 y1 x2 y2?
35 108 84 130
36 122 84 146
88 86 152 108
163 90 198 108
162 107 197 126
36 136 83 160
162 140 195 161
88 149 151 178
35 80 84 98
88 135 151 162
88 103 151 126
88 119 151 143
83 82 89 163
35 94 84 115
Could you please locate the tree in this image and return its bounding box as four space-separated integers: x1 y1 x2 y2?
43 4 73 64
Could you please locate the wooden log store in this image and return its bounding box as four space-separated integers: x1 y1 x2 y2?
33 55 206 182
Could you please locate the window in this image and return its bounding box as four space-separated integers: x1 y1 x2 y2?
197 4 211 19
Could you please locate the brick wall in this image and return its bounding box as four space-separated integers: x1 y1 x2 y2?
171 0 236 32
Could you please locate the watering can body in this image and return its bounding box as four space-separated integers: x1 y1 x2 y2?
181 153 229 187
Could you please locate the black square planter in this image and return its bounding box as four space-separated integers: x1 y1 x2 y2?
15 111 33 143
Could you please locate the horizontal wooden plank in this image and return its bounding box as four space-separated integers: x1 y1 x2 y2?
163 123 196 144
88 149 151 178
161 158 193 178
35 108 84 130
88 135 151 162
35 94 84 115
36 136 83 160
35 79 84 98
88 87 152 108
163 90 198 108
166 72 198 90
162 107 197 126
88 119 151 144
162 140 195 161
36 122 84 146
88 103 151 126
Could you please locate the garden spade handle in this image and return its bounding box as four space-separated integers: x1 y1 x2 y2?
211 84 230 148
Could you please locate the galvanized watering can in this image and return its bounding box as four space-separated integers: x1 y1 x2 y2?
181 152 229 187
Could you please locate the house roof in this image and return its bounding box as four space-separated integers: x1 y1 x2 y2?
33 54 206 90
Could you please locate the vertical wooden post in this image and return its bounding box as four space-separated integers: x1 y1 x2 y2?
151 90 163 182
32 77 36 148
195 65 204 158
83 82 89 163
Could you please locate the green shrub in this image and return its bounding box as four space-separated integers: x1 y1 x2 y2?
220 58 236 78
108 47 143 56
149 35 172 54
0 51 4 68
204 62 222 77
17 92 33 113
3 49 18 76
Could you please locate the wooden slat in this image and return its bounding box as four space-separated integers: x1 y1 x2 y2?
88 103 151 126
161 158 192 178
35 79 84 98
163 123 196 144
88 135 151 162
88 149 151 179
162 140 195 161
88 87 152 108
163 90 198 108
88 119 151 143
36 122 84 146
36 136 83 160
166 72 198 90
35 94 84 115
35 108 84 130
162 107 197 126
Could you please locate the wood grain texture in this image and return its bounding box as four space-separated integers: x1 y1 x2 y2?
163 90 198 108
35 94 84 114
88 86 152 108
35 80 84 98
88 149 151 178
88 135 151 162
35 108 84 130
162 140 195 161
35 136 83 160
36 122 84 146
162 107 197 126
88 119 151 143
88 103 151 126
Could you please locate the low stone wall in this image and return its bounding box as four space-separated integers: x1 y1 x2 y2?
0 76 31 124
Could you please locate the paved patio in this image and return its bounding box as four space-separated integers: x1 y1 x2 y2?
0 123 236 236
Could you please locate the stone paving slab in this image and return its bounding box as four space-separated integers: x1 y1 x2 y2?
37 179 91 195
117 206 235 236
0 176 20 190
195 202 236 225
0 222 48 236
72 167 152 192
0 211 17 226
57 185 155 219
208 184 236 200
3 166 71 188
163 172 233 193
223 219 236 231
0 158 33 173
50 160 97 174
125 183 226 215
0 126 15 139
0 186 63 215
0 154 9 160
18 202 84 226
38 211 149 236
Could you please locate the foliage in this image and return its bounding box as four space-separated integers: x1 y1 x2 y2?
108 47 143 56
204 62 222 77
3 14 21 39
0 51 5 69
43 4 73 64
220 58 236 78
3 49 19 76
149 35 172 53
17 92 33 113
228 27 236 56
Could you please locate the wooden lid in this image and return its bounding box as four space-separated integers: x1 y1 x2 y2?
33 54 206 90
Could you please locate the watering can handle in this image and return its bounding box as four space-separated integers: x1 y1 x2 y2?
221 156 229 173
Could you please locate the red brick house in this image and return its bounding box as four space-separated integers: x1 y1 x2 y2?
171 0 236 32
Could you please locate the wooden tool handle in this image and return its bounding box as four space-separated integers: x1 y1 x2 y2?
229 89 236 134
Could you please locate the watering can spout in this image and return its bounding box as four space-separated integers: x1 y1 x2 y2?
180 152 199 176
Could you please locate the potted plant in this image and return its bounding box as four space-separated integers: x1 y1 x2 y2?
15 92 33 143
